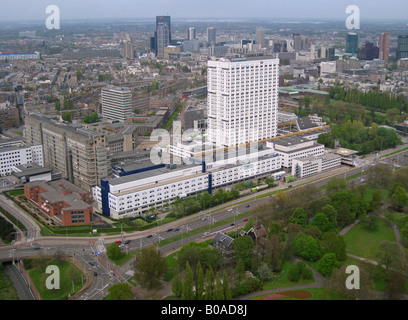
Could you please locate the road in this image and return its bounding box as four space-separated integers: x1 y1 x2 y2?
0 194 41 243
3 261 35 300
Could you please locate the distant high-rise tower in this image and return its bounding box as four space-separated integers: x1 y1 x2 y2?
188 27 196 40
379 32 390 61
346 33 359 55
207 27 216 45
397 35 408 60
293 34 303 52
123 34 134 59
207 56 279 147
255 28 265 48
101 86 132 123
358 42 379 61
155 16 171 58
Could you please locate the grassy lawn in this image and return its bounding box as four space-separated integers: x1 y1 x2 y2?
262 260 315 290
26 259 84 300
0 264 19 300
343 217 396 260
164 252 179 282
363 186 391 203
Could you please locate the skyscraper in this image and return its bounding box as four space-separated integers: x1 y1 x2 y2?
207 27 216 45
24 112 110 191
397 35 408 60
358 42 379 61
346 33 359 55
155 16 171 57
101 86 132 123
122 34 134 59
293 34 303 52
255 28 265 48
188 27 196 40
379 32 390 61
207 56 279 147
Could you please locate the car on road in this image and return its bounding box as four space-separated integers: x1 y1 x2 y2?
94 272 98 277
201 217 207 221
124 240 131 244
115 240 122 244
230 223 235 226
174 228 179 232
228 209 233 212
204 232 209 236
288 185 293 188
166 228 173 232
146 234 153 238
89 261 95 266
243 218 248 222
33 246 41 250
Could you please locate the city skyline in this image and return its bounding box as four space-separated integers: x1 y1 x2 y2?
0 0 408 22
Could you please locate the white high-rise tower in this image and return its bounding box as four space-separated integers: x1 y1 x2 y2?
207 55 279 147
101 86 132 123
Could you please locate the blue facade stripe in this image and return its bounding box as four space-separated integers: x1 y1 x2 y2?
208 172 212 194
120 164 165 176
101 179 110 217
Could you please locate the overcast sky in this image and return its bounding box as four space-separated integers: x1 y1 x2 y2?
1 0 407 22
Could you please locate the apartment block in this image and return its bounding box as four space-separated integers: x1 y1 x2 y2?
207 55 279 147
272 136 325 168
101 86 132 123
24 179 92 226
24 111 110 191
291 153 341 178
0 144 43 176
93 145 281 219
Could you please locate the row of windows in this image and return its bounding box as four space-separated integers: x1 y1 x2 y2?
71 219 85 224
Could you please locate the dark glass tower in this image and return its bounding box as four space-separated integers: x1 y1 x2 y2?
397 35 408 60
155 16 171 58
346 33 359 55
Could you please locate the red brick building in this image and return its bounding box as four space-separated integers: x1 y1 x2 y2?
24 179 93 226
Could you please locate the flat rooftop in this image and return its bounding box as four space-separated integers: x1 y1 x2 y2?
13 163 51 177
109 163 199 186
293 153 340 163
25 179 90 209
334 148 359 156
273 135 312 147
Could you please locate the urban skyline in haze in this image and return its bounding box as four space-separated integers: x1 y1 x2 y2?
0 0 407 22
